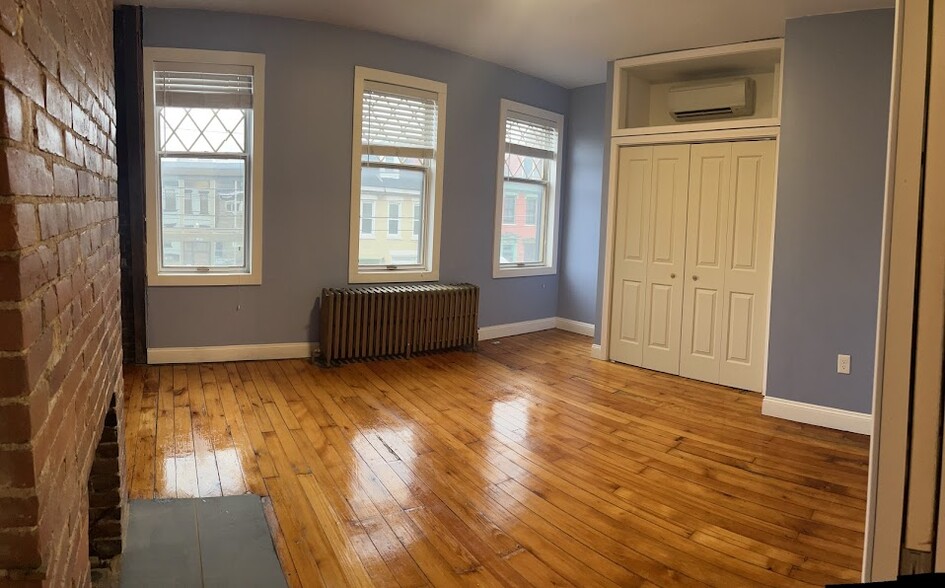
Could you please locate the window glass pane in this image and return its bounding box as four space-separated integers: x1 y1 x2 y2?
413 202 421 238
500 181 544 265
360 165 424 266
160 157 246 269
159 106 247 154
500 240 515 263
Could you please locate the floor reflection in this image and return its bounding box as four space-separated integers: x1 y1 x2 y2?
491 396 530 443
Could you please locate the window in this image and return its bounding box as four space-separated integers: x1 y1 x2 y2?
493 99 563 278
198 190 211 215
360 200 375 238
500 238 516 263
524 195 539 226
163 183 179 212
387 202 400 237
143 48 265 286
502 197 516 225
349 67 446 283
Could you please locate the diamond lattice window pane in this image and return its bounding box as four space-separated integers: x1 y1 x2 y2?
504 153 547 181
159 106 247 154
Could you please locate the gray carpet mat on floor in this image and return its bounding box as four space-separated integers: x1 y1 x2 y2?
121 495 288 587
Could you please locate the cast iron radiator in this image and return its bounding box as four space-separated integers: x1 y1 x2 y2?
319 283 479 366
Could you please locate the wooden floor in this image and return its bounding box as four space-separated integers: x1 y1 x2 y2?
123 330 870 587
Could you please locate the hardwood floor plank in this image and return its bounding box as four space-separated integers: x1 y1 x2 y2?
153 365 176 498
214 362 271 489
198 364 248 496
187 364 223 497
124 366 157 500
262 495 303 588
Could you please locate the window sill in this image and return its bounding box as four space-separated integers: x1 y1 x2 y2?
148 272 261 287
493 265 556 279
349 269 439 284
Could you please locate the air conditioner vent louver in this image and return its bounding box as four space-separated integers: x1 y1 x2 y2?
668 78 755 122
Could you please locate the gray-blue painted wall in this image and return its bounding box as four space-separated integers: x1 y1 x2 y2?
766 9 893 413
593 63 615 345
143 8 569 348
558 84 607 326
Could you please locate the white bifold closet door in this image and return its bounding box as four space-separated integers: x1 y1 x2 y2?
678 140 776 391
608 146 653 366
611 139 775 392
679 143 732 384
609 144 690 372
717 140 776 391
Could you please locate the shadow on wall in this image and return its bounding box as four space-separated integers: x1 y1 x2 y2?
308 297 321 345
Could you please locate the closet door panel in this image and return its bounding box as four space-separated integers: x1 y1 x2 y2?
609 147 653 365
647 283 674 350
719 140 777 392
680 143 732 383
641 144 690 374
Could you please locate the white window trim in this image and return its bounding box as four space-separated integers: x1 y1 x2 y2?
493 99 564 279
143 47 265 286
349 66 446 284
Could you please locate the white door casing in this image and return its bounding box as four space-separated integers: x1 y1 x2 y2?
719 140 777 392
641 144 691 374
609 146 653 365
680 142 733 383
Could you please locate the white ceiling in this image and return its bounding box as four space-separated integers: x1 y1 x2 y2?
128 0 895 88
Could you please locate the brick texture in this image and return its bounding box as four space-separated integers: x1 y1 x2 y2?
0 1 124 587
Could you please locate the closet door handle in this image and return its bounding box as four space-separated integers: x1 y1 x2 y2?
692 275 699 281
670 273 676 279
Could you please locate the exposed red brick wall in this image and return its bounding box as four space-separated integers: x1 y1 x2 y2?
0 0 124 586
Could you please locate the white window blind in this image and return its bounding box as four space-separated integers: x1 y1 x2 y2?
505 114 559 160
362 82 438 159
154 63 254 109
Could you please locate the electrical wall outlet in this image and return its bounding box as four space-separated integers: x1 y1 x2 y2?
837 354 851 375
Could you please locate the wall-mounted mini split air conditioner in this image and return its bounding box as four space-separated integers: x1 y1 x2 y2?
668 77 756 121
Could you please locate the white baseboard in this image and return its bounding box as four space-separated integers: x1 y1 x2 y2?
590 343 605 360
148 317 591 363
478 318 557 341
147 342 318 365
762 396 872 435
555 317 595 337
479 317 596 342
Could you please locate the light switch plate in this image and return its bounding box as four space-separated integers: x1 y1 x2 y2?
837 354 851 375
